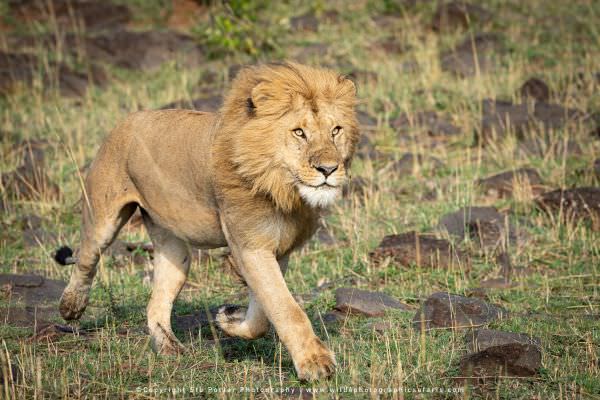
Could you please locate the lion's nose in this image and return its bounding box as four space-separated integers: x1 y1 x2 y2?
314 164 338 177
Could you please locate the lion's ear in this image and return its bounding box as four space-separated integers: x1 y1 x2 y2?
337 75 357 99
250 82 271 109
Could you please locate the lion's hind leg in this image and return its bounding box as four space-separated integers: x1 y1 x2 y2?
60 201 137 320
143 214 190 355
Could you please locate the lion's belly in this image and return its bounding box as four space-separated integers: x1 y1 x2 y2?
143 202 227 248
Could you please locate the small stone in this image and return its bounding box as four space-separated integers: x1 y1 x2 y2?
412 292 505 331
334 288 410 317
321 310 346 325
519 77 550 102
369 231 469 269
536 187 600 230
476 168 544 199
460 329 542 378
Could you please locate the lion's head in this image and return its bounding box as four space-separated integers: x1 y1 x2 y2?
218 62 359 212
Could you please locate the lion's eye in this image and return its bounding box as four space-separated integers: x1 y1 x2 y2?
293 128 306 138
332 126 343 136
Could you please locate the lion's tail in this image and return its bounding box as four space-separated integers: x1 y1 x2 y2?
53 246 78 265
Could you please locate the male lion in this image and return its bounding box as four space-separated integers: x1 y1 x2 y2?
57 62 358 380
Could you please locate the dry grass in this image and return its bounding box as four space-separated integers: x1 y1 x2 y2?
1 0 599 398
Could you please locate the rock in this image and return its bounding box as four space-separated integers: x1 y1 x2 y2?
460 329 542 378
439 206 526 250
392 111 460 137
0 51 105 97
384 153 444 175
160 94 223 112
53 30 204 71
518 137 582 158
476 168 544 199
479 99 583 143
519 77 550 102
10 0 132 31
28 323 81 343
536 187 600 230
321 310 346 325
440 33 503 77
0 274 66 305
0 306 54 328
334 287 410 317
369 231 468 269
413 292 505 331
431 1 491 31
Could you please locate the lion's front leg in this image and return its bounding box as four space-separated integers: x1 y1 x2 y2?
230 249 335 381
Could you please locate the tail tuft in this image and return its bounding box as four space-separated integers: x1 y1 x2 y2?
54 246 75 265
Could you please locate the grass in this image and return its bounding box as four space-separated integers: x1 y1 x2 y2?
1 0 599 398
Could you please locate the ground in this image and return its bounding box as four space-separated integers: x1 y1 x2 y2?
0 0 599 398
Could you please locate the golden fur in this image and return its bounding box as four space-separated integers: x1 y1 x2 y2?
59 62 358 380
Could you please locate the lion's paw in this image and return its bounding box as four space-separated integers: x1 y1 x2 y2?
59 284 90 321
294 337 336 381
151 324 186 355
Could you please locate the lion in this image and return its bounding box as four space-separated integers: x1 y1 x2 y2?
56 62 358 381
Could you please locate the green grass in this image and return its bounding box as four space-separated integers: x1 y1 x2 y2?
1 0 599 398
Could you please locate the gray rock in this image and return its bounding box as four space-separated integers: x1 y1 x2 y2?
334 288 410 317
413 292 505 331
479 99 583 143
476 168 544 199
439 206 525 250
519 77 550 102
536 187 600 231
460 329 542 378
369 231 469 269
0 274 66 305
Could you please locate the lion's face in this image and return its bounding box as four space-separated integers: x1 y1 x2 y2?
222 62 358 212
279 99 355 208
